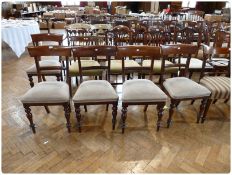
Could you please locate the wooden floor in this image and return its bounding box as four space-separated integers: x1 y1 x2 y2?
2 29 230 173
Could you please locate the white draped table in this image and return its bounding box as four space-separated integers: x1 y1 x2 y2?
1 19 40 57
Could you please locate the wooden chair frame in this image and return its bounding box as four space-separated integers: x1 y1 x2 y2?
117 45 166 133
27 33 64 87
25 46 72 133
160 44 210 127
72 46 118 132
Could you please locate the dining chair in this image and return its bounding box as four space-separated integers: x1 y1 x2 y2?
159 44 211 128
21 46 72 133
198 45 230 123
67 36 104 95
117 45 168 133
26 33 64 87
72 46 119 132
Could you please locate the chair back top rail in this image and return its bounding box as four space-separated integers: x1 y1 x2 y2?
31 33 63 46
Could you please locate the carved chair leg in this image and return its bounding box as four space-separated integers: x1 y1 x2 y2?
127 74 130 80
106 104 109 111
121 104 128 134
112 103 118 130
42 75 46 81
144 105 148 112
157 103 165 131
213 99 217 104
197 98 208 123
23 105 36 133
167 100 177 128
176 101 181 108
74 104 81 132
56 75 60 81
64 103 71 133
189 71 193 79
27 74 34 87
68 77 72 97
190 100 195 105
60 73 63 81
84 105 87 112
75 76 79 86
201 98 212 123
224 98 229 103
44 106 50 113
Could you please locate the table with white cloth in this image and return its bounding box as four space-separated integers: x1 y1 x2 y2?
1 19 40 57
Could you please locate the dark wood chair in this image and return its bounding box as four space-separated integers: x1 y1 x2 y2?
26 33 64 87
21 46 72 133
159 44 211 127
117 45 168 133
198 45 230 123
72 46 119 132
107 25 132 46
67 36 104 95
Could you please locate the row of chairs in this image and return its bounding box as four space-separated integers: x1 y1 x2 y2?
21 44 230 134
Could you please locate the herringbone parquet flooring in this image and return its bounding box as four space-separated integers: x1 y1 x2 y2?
2 29 230 173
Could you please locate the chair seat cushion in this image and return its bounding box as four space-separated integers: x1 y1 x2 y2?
175 58 213 69
200 76 230 99
211 58 229 66
163 77 211 99
108 60 141 73
69 60 103 76
73 80 118 103
142 60 178 74
26 60 62 74
20 82 69 104
122 79 167 103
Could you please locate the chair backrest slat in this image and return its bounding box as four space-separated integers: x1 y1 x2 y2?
31 33 63 46
72 46 117 83
27 46 72 82
117 45 161 82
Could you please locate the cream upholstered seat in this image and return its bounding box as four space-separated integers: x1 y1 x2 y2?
163 77 211 99
122 79 167 103
200 76 230 99
20 82 69 103
142 60 178 73
108 60 141 73
175 58 213 69
73 80 118 103
69 60 103 76
26 60 62 74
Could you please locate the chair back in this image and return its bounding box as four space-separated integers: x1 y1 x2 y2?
160 44 199 82
213 30 230 48
111 25 132 46
72 46 117 82
200 45 230 80
31 33 63 46
117 45 161 82
69 35 100 46
27 46 71 82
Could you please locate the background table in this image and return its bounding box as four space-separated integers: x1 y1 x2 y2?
1 19 40 57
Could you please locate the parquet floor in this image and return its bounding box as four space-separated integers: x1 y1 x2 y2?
2 29 230 173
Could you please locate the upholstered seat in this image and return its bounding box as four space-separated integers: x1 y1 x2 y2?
122 79 167 103
200 76 230 99
20 82 69 103
108 60 141 73
175 58 213 69
26 60 62 74
142 60 178 73
69 60 103 76
211 58 229 66
163 77 211 99
73 80 118 103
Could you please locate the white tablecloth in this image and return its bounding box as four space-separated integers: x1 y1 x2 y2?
1 19 40 57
